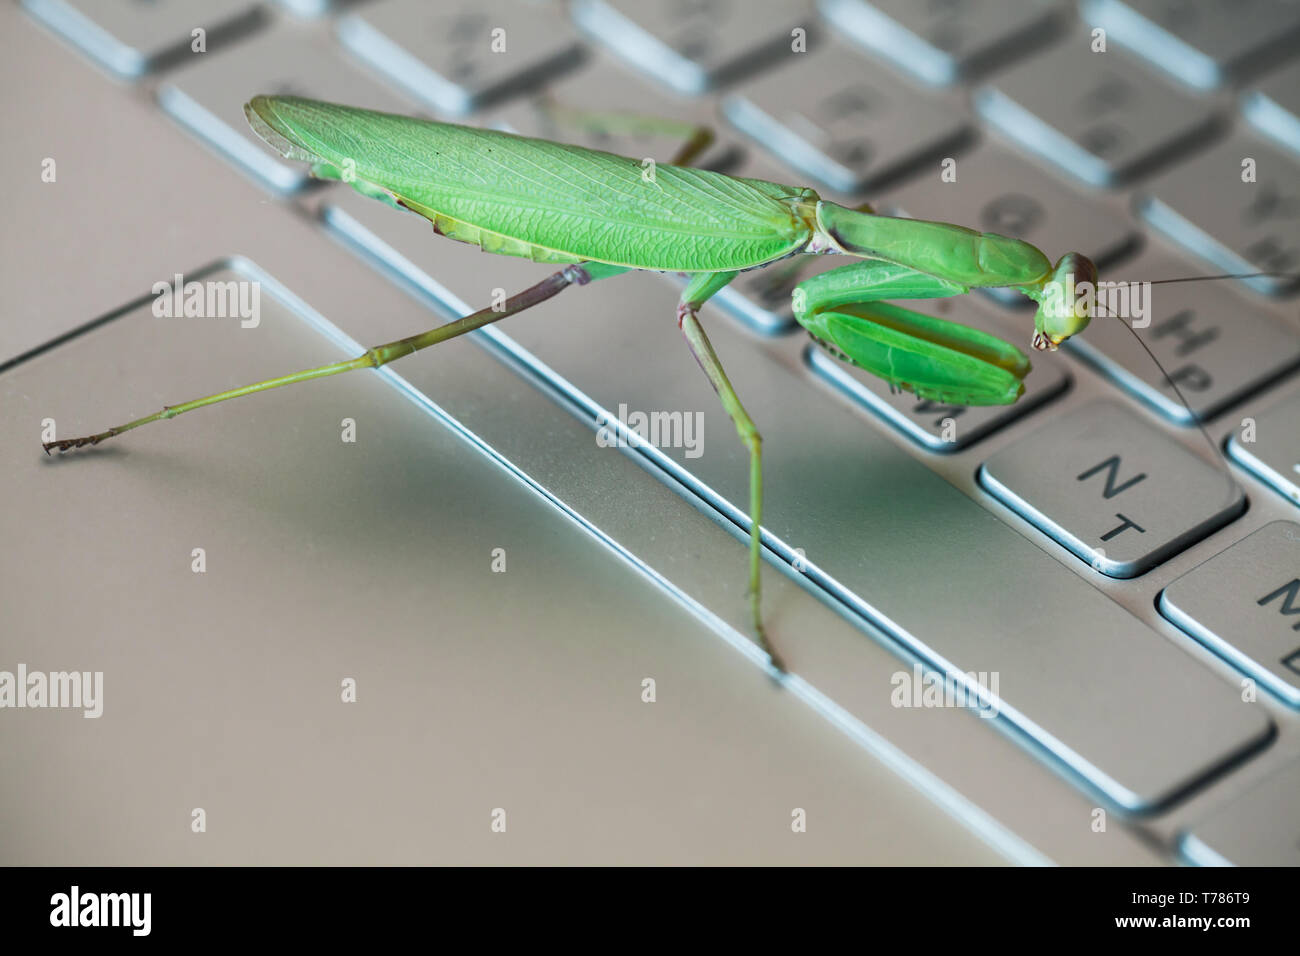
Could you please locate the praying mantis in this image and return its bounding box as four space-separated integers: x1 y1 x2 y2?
45 95 1101 672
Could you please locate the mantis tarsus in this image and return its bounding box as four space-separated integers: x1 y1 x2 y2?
52 94 1253 673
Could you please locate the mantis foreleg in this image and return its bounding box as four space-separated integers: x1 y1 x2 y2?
794 260 1034 407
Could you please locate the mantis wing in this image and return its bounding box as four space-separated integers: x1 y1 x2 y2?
246 96 816 272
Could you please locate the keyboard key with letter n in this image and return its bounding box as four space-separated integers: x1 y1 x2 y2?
978 401 1245 577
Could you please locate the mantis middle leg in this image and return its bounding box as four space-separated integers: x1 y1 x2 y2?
674 270 788 672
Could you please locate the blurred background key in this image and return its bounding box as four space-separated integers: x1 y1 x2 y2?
975 36 1219 186
158 27 417 194
274 0 349 17
487 55 742 172
820 0 1063 86
1137 134 1300 296
1243 60 1300 159
22 0 265 78
572 0 816 95
723 39 972 194
338 0 584 116
1080 0 1300 91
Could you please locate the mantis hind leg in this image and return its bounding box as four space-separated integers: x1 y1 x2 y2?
675 271 786 673
794 260 1033 407
45 262 628 453
522 97 727 167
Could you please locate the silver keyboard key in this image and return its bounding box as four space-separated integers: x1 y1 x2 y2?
323 188 1273 811
979 401 1245 577
975 36 1219 186
1227 389 1300 507
1180 760 1300 865
338 0 583 116
1161 521 1300 707
1243 60 1300 158
1064 246 1300 423
159 29 416 194
722 39 971 193
22 0 264 78
1081 0 1300 90
807 296 1069 451
274 0 341 16
820 0 1062 86
885 141 1138 305
572 0 814 95
1138 134 1300 296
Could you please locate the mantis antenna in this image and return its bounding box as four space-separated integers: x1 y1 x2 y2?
1089 268 1299 492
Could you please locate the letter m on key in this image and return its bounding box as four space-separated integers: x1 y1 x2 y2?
1258 579 1300 631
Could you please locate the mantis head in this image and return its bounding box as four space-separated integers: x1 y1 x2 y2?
1025 252 1098 351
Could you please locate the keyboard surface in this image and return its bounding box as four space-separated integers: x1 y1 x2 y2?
6 0 1300 865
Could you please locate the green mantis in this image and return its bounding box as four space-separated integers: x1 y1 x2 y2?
45 95 1099 672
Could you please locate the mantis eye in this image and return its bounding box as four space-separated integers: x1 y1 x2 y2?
1031 253 1097 351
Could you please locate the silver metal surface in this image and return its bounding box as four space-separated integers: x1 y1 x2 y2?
975 32 1219 186
1180 757 1300 865
980 400 1246 577
1 262 1014 865
1161 520 1300 708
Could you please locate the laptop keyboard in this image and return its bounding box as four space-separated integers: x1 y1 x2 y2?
16 0 1300 863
